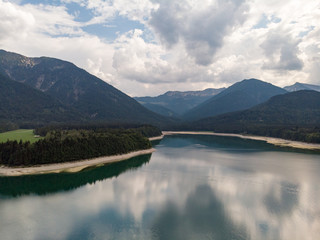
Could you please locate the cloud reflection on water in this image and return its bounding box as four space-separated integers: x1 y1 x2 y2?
0 135 320 239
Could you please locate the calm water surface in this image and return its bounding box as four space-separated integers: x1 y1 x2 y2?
0 135 320 240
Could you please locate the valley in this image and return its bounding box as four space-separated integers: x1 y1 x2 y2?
1 1 319 239
0 49 319 168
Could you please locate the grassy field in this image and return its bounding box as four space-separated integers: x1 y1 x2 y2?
0 129 43 143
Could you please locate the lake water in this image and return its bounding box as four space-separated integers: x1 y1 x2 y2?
0 134 320 240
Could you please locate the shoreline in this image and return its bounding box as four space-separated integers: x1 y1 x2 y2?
162 131 320 150
149 135 165 141
0 148 155 177
1 131 318 176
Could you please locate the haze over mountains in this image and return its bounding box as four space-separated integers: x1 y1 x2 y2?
135 88 225 116
136 80 320 120
284 82 320 92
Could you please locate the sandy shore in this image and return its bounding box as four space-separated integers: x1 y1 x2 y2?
162 131 320 150
1 131 318 176
0 148 155 177
149 135 164 141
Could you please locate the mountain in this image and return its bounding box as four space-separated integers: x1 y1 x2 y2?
183 79 287 121
0 73 83 125
191 90 320 143
141 103 179 118
195 90 320 127
0 49 169 126
284 82 320 92
135 88 225 116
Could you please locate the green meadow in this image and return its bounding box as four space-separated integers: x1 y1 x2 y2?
0 129 42 144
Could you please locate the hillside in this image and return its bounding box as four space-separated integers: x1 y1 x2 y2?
135 88 225 116
0 73 83 127
284 82 320 92
183 79 287 121
141 103 179 118
192 90 320 143
0 49 170 126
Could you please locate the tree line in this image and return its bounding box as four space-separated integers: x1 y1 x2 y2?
0 128 154 167
34 124 162 138
192 123 320 143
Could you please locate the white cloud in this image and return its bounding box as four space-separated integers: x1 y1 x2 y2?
0 0 35 40
149 0 249 66
261 30 304 71
0 1 83 37
67 0 158 25
0 0 319 96
113 0 157 22
113 29 175 84
23 4 83 36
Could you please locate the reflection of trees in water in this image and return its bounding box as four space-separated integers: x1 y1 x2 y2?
163 135 319 154
151 184 249 240
0 154 151 197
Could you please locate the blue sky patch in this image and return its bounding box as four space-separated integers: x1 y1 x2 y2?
299 26 315 38
19 0 146 40
21 0 60 6
253 14 281 29
82 15 145 40
66 2 93 23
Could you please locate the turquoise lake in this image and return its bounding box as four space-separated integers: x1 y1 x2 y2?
0 134 320 240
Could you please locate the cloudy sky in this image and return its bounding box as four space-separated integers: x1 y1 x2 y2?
0 0 319 96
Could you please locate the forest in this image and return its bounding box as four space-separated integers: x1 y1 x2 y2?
212 125 320 143
0 126 159 167
34 124 162 138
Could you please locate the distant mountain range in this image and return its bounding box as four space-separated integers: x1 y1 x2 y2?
194 90 320 127
135 88 225 116
190 90 320 143
0 49 170 127
1 49 319 142
284 82 320 92
135 81 320 120
183 79 287 121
